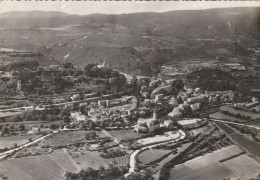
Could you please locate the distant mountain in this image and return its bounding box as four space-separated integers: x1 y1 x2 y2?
0 7 259 76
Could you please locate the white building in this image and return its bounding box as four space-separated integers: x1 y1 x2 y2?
168 108 182 118
177 119 202 129
134 118 160 134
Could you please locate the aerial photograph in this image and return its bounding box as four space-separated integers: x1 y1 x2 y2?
0 1 259 180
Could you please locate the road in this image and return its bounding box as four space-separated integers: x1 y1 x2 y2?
124 130 186 177
0 131 58 160
209 119 260 130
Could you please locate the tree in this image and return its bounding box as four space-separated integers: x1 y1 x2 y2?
63 62 73 69
100 121 106 129
2 127 9 135
18 124 25 131
89 121 96 130
63 115 70 124
50 124 57 130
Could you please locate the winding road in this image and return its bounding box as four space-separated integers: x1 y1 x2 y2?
124 130 186 177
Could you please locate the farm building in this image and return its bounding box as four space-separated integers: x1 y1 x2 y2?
177 119 202 129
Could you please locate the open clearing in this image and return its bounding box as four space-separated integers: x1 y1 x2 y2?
137 149 171 164
183 145 243 170
108 129 143 142
223 154 260 179
0 134 40 149
137 131 180 145
170 163 234 180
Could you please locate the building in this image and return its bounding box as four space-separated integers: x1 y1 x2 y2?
190 103 201 111
30 127 51 135
70 112 87 121
187 96 204 104
164 120 173 129
155 94 164 102
168 108 182 119
134 118 160 134
177 119 202 129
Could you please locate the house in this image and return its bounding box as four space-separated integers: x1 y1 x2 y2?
168 108 182 119
169 97 178 107
190 103 200 111
98 100 107 107
164 120 173 129
134 118 160 133
177 119 202 129
251 105 260 113
178 103 190 110
155 94 164 102
106 100 121 107
70 112 87 121
30 127 51 135
187 96 204 104
71 94 80 101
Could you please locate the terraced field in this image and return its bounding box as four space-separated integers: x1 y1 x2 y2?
0 155 64 180
48 149 78 173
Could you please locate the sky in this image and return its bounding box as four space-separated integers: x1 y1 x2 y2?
0 1 259 15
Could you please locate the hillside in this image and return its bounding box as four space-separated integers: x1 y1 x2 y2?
0 7 259 76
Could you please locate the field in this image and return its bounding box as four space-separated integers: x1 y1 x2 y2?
223 154 260 179
107 129 143 142
0 134 40 149
229 133 260 159
210 112 246 123
170 163 234 180
41 131 87 147
137 149 171 164
0 155 65 180
216 122 260 159
183 145 242 170
67 149 109 170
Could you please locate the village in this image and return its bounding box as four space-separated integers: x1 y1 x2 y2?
0 58 260 180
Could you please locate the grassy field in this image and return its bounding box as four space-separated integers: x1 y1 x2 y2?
0 134 40 149
210 112 246 123
137 131 180 145
183 145 242 170
223 154 260 179
137 149 171 164
108 129 143 142
170 163 234 180
67 149 109 170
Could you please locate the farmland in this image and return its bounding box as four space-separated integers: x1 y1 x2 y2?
138 149 171 164
0 155 65 180
223 154 260 179
215 122 260 159
67 149 109 170
40 130 87 147
210 112 246 123
170 163 234 180
0 134 40 149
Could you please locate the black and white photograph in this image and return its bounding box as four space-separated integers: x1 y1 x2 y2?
0 1 259 180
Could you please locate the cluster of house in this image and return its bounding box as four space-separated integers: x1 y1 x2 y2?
234 97 260 113
70 96 139 125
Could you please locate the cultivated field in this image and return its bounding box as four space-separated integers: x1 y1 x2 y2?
223 154 260 179
67 149 109 170
0 134 40 149
137 149 171 164
41 131 87 147
170 163 234 180
0 155 65 180
210 112 246 123
183 145 242 170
